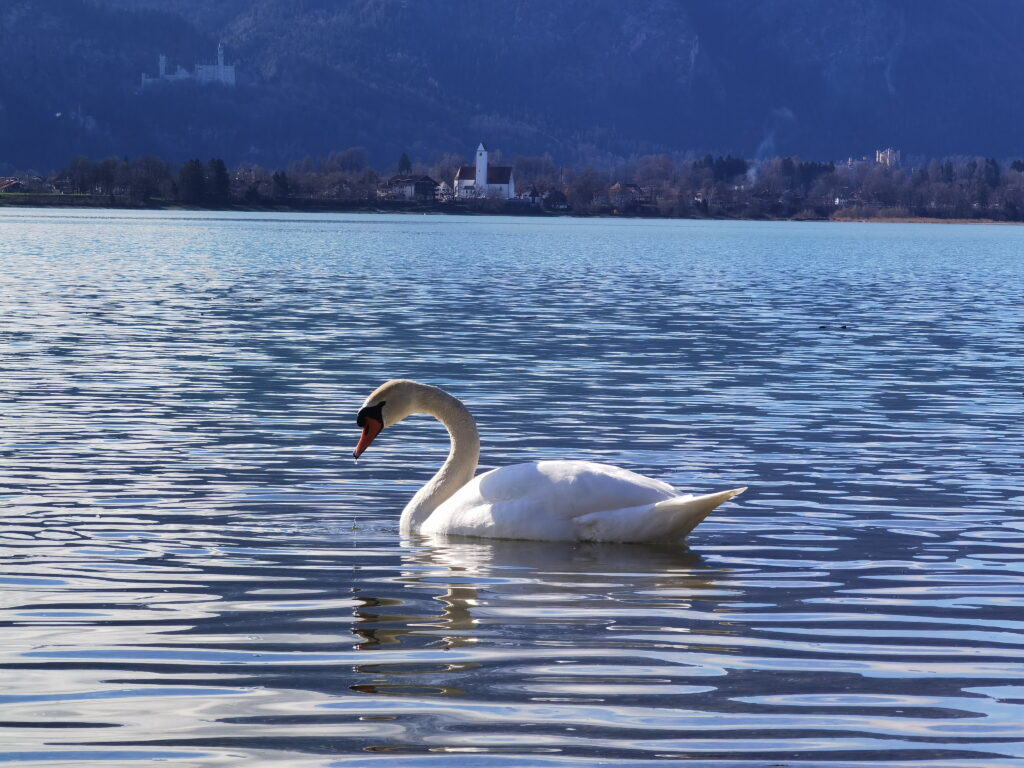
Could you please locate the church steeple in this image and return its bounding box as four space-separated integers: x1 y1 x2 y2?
475 142 488 190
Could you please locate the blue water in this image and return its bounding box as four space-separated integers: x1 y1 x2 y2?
1 208 1023 766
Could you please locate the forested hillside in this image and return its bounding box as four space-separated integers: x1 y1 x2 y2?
4 0 1024 171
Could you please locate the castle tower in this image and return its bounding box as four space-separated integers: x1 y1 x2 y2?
475 142 488 192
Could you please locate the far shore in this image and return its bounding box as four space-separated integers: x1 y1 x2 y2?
831 215 1022 225
1 193 1020 225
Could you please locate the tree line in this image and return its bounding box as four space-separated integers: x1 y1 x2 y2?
14 150 1024 221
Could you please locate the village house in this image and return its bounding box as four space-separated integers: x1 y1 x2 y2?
543 189 569 210
522 186 543 206
379 174 439 202
594 182 654 209
614 183 651 205
454 143 515 199
436 180 454 202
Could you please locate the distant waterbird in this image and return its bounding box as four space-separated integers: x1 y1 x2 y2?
353 380 746 543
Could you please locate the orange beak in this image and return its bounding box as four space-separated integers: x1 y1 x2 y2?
353 417 383 459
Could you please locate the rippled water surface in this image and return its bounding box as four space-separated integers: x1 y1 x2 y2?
2 209 1024 766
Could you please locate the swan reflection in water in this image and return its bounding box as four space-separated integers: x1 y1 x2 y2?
349 538 732 698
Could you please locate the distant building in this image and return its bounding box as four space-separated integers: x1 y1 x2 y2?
141 43 236 88
196 44 236 85
543 189 569 210
0 178 25 193
875 147 900 167
380 175 439 201
454 143 515 199
609 182 651 207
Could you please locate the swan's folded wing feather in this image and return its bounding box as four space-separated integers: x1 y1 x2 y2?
572 488 746 543
471 460 673 512
423 460 678 541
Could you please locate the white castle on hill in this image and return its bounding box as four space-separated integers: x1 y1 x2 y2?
141 44 236 88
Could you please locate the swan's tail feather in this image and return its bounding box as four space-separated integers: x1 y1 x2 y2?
653 487 746 539
653 487 746 513
573 487 746 543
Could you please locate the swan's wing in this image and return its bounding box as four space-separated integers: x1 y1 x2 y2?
476 460 674 506
572 488 747 543
422 460 676 540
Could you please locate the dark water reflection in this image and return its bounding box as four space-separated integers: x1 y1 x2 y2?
1 210 1023 765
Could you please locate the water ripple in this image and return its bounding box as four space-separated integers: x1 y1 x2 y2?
1 210 1023 765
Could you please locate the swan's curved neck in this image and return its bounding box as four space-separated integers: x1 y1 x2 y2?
400 387 480 535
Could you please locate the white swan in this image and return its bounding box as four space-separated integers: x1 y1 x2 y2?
353 380 746 543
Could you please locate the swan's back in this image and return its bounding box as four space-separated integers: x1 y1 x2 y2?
420 460 677 540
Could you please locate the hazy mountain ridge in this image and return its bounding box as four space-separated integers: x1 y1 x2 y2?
3 0 1024 171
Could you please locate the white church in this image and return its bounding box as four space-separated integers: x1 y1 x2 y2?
454 143 515 199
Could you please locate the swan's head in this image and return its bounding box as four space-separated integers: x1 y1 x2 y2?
353 379 423 459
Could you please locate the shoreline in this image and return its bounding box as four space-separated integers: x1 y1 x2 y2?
830 216 1022 225
1 194 1019 225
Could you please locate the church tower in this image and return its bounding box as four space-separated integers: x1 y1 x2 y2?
475 142 488 193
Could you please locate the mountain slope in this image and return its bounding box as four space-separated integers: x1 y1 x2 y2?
4 0 1024 171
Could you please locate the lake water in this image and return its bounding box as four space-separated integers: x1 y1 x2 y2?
1 209 1023 767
